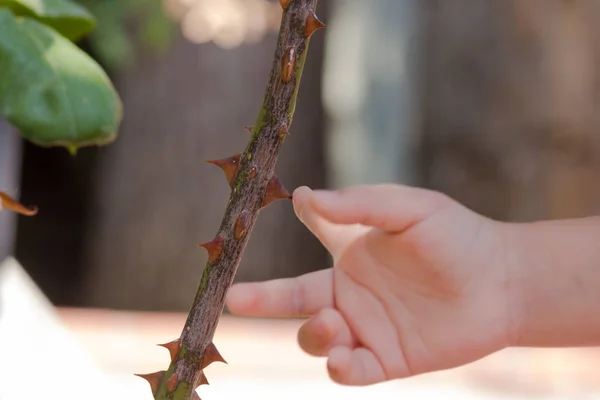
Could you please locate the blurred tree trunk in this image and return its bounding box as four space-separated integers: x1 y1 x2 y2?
79 19 328 310
418 0 600 221
323 0 420 188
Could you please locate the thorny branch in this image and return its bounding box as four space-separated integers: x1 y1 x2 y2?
135 1 325 399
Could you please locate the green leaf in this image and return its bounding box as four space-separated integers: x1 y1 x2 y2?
0 9 122 149
0 0 95 41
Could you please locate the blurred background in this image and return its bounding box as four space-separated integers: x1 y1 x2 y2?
1 0 600 398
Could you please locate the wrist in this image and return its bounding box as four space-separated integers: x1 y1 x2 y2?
491 220 527 348
502 217 600 348
498 221 535 347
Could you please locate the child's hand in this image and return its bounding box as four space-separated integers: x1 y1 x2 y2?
226 184 511 385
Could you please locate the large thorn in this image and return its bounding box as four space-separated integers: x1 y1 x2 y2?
205 154 241 187
262 176 292 208
135 371 165 395
306 12 326 39
280 0 290 10
201 342 227 369
0 192 38 216
281 47 296 83
195 371 209 388
197 235 224 264
157 338 181 362
234 211 250 240
192 391 201 400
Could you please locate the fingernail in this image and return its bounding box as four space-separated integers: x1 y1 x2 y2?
292 186 312 198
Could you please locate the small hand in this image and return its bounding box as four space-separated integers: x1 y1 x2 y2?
227 185 511 386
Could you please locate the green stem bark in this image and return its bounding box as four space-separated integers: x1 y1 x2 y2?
146 1 323 399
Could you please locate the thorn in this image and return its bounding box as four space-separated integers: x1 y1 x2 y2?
157 338 181 362
306 12 326 39
195 371 209 388
281 47 296 83
280 0 290 10
191 391 201 400
166 373 179 392
244 126 253 133
135 371 165 395
234 211 250 240
0 192 38 216
197 235 224 264
279 123 288 138
248 165 257 179
262 176 292 208
205 154 241 187
201 342 227 369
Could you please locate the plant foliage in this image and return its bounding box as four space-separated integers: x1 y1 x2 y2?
0 0 122 152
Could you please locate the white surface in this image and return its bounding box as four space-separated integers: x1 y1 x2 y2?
3 257 599 400
0 257 114 400
109 372 600 400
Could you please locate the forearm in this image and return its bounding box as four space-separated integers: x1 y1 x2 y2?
505 216 600 347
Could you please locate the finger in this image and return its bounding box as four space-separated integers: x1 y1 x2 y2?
293 186 369 254
309 184 450 233
297 308 357 357
226 269 333 318
327 346 387 386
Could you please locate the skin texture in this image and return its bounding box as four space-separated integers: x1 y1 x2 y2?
227 184 600 386
503 215 600 348
226 184 512 385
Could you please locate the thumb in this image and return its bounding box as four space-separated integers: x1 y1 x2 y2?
309 184 450 233
293 186 369 255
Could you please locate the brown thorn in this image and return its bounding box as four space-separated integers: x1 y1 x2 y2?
197 235 224 264
281 47 296 83
234 211 250 240
157 338 181 363
134 371 165 395
166 373 179 392
0 191 38 216
195 371 210 388
244 126 253 133
280 0 290 10
306 12 326 39
191 391 201 400
205 154 241 187
201 342 228 369
262 176 292 208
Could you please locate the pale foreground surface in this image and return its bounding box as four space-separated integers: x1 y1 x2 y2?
0 257 113 400
1 257 600 399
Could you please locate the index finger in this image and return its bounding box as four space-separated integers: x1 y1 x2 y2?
226 269 334 318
